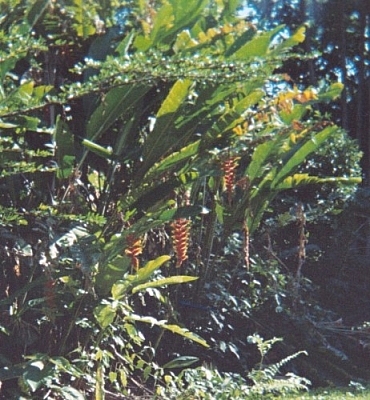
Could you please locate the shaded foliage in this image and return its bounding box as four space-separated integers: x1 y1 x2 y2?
0 0 366 398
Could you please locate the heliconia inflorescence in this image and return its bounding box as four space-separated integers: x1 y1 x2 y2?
125 234 143 271
221 156 239 205
171 217 191 268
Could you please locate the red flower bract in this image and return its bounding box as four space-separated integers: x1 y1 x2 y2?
171 218 191 268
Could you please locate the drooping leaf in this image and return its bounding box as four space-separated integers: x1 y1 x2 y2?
129 255 171 285
0 120 17 128
271 126 337 188
132 275 198 294
126 314 209 347
162 356 199 369
275 174 362 190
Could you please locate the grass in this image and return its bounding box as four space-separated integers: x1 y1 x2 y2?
279 387 370 399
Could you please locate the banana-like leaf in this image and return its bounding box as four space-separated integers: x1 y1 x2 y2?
86 84 149 142
230 25 284 60
126 255 171 287
137 79 193 178
132 276 198 294
200 90 264 152
246 140 278 183
271 126 337 188
126 314 209 347
148 141 200 176
275 174 362 190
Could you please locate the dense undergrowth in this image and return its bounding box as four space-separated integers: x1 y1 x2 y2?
0 1 368 399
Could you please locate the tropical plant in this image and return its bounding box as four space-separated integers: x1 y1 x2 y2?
157 334 310 399
0 0 362 398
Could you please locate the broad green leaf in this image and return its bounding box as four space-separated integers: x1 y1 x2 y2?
162 356 199 369
138 79 192 177
150 3 174 45
130 255 171 285
171 0 208 26
148 141 200 175
275 174 362 190
132 276 198 294
246 140 277 182
318 82 344 101
158 79 192 118
23 361 46 392
33 85 53 100
49 357 83 377
94 304 116 328
279 104 307 125
270 26 306 55
126 314 209 347
271 126 337 188
86 84 149 141
231 25 284 60
200 89 264 151
111 280 130 300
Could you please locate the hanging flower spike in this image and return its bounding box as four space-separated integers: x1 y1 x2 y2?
221 156 239 205
171 218 191 268
125 234 143 271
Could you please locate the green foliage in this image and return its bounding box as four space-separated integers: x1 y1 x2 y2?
158 334 310 399
0 0 363 397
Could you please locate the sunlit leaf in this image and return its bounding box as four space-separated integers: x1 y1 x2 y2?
275 174 362 190
271 126 337 187
132 276 198 294
126 314 209 347
130 255 171 284
94 304 116 328
138 79 193 177
231 25 284 59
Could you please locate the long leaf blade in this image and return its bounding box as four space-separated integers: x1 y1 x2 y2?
132 276 198 294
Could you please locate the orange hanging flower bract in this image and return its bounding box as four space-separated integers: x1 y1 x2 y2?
125 234 143 271
221 156 239 205
171 218 191 268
